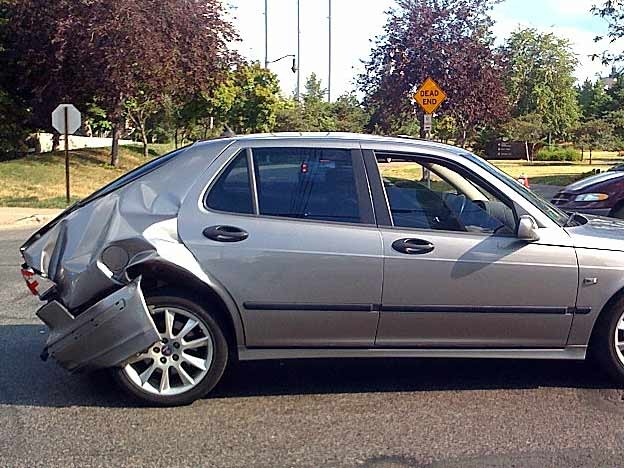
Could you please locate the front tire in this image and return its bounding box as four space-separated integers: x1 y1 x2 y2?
113 292 229 406
592 296 624 385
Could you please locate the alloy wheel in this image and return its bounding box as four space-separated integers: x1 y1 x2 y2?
122 306 214 396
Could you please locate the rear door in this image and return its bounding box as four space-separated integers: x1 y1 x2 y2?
178 140 383 347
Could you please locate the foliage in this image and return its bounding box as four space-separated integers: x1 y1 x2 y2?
573 118 616 153
577 79 612 120
359 0 509 145
275 74 368 133
502 28 580 139
503 113 547 160
226 63 283 134
4 0 238 165
535 146 581 162
592 1 624 64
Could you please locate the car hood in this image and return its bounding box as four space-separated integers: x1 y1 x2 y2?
565 215 624 251
563 171 624 192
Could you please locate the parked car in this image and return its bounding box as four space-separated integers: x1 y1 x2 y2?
20 133 624 405
552 168 624 218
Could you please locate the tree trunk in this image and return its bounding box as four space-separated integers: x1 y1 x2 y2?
137 120 148 158
590 147 593 165
174 128 179 149
525 141 530 162
52 133 60 152
111 124 120 167
581 147 584 161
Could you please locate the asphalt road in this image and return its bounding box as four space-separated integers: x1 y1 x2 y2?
2 228 624 467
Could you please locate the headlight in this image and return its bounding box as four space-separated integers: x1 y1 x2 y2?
575 193 609 202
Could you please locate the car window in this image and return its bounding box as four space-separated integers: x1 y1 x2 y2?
252 147 362 224
205 151 254 214
381 157 516 235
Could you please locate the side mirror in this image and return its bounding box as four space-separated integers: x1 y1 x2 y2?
517 215 540 242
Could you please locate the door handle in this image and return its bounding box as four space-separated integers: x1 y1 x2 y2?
203 225 249 243
392 238 435 255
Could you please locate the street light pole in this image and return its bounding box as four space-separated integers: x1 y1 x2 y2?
328 0 332 102
264 0 268 69
296 0 301 101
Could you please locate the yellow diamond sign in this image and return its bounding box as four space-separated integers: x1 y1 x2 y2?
413 77 447 114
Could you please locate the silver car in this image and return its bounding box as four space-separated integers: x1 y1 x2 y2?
19 133 624 406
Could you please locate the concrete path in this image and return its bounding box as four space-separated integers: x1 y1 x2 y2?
0 207 62 230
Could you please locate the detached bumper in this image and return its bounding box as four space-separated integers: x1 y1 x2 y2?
37 278 159 372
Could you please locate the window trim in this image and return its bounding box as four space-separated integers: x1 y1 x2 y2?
203 146 376 226
365 150 520 238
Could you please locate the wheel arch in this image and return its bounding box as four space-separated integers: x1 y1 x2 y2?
609 198 624 217
125 259 246 356
588 285 624 350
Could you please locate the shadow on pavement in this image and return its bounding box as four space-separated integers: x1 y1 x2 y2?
0 324 617 408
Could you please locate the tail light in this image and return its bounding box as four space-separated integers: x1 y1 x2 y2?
21 267 40 296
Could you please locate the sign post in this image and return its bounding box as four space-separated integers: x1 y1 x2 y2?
52 104 81 204
412 77 447 139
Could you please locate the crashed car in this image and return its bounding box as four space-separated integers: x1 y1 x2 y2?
20 133 624 405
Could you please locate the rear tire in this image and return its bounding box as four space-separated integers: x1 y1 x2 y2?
112 292 229 406
592 296 624 385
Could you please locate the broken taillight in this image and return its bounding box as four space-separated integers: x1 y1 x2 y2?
21 267 40 296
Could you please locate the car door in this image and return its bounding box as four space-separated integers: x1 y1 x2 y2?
178 140 383 348
366 150 579 348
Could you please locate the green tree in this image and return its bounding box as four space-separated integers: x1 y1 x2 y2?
574 119 615 163
226 63 283 134
577 79 612 120
330 93 368 133
502 28 580 140
504 113 547 161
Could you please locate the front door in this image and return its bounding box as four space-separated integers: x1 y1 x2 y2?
178 143 383 348
372 154 578 348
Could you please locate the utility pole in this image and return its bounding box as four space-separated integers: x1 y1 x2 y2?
328 0 332 102
296 0 301 101
264 0 268 68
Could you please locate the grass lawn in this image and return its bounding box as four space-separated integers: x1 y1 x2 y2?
381 151 624 188
0 143 174 208
0 144 623 209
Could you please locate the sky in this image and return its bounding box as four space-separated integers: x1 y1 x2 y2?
227 0 620 100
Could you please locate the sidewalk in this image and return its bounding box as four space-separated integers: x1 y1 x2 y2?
0 207 62 230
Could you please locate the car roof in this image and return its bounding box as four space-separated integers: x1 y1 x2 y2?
192 132 467 157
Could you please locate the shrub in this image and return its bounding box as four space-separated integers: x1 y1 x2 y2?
535 146 582 162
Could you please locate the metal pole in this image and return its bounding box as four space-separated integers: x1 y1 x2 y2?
296 0 301 100
64 107 70 204
264 0 268 68
328 0 332 102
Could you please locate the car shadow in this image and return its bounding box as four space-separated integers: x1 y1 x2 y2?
0 324 617 408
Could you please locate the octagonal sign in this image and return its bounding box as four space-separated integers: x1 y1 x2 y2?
52 104 81 135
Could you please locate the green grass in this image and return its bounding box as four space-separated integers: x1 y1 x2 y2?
0 145 622 209
0 143 175 208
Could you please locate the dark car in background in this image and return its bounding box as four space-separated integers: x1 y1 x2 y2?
552 168 624 218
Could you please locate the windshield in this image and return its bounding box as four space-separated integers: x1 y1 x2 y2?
463 152 569 226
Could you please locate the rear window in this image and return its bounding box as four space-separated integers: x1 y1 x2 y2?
205 151 253 214
252 147 362 223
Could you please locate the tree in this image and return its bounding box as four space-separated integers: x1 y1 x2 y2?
504 113 547 161
502 28 580 140
577 79 612 120
574 119 615 163
226 63 283 134
359 0 509 146
331 94 369 133
5 0 238 166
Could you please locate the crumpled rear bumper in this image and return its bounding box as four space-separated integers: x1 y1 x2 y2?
37 278 159 372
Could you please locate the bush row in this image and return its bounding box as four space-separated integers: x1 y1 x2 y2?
535 146 582 162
